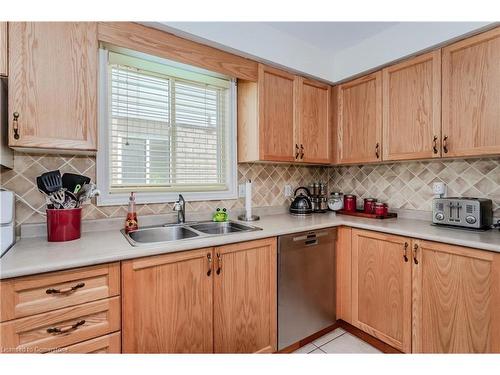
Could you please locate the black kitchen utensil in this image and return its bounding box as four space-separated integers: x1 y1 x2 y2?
37 170 63 194
62 173 91 194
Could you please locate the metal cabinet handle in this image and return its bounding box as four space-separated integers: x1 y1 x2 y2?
375 143 380 159
216 253 222 275
432 135 438 154
46 282 85 295
12 112 20 140
295 144 300 159
403 242 409 262
47 320 85 335
443 135 448 154
300 144 304 159
207 253 212 277
413 243 419 265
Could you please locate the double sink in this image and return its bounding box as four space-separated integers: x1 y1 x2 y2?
122 220 262 246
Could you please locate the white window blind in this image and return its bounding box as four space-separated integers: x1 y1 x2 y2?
107 51 232 194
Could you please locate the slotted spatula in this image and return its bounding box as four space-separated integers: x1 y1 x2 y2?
37 170 63 194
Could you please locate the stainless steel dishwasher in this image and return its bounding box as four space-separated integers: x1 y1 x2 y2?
278 228 336 350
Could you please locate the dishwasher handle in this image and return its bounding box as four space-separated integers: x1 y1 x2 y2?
292 230 329 245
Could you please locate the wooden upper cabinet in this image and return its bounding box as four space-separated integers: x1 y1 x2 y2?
412 240 500 353
442 27 500 157
213 238 277 353
295 78 331 164
121 248 214 353
335 72 382 164
382 51 441 161
0 22 7 76
351 229 412 353
8 22 97 152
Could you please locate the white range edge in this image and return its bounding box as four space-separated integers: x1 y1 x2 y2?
1 212 499 279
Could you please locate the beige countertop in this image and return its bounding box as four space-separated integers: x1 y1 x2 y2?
1 212 499 279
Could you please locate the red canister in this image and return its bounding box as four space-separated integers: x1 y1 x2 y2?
363 198 377 213
344 195 357 212
46 208 82 242
374 202 388 216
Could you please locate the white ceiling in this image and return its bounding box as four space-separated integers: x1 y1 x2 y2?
150 22 494 82
261 22 400 53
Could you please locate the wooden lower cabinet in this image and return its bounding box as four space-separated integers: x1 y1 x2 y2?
351 229 412 353
213 238 277 353
121 248 214 353
412 240 500 353
121 238 277 353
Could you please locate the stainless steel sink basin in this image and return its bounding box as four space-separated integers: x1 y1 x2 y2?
122 220 261 246
189 221 258 235
126 225 199 244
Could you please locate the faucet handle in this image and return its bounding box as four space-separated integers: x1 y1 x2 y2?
173 202 181 211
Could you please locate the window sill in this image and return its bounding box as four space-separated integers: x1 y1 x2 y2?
96 189 238 206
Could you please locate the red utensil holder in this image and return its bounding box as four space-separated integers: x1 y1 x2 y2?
46 208 82 242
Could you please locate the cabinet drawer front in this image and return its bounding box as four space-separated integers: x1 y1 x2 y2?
0 297 120 353
0 263 120 322
50 332 121 354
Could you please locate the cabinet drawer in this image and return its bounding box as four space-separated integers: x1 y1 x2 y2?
0 297 120 353
0 263 120 322
50 332 121 354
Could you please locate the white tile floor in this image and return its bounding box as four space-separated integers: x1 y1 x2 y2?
292 328 382 354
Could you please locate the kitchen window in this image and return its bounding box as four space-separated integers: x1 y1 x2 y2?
97 47 237 205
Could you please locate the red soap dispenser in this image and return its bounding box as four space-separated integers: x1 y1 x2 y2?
125 192 138 233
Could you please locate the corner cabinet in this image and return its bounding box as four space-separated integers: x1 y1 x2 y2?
0 23 7 77
382 51 441 161
8 22 97 152
442 27 500 158
121 238 277 354
334 72 382 164
238 64 330 164
351 229 412 353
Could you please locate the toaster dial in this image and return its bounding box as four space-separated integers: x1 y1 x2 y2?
465 216 477 224
434 212 445 221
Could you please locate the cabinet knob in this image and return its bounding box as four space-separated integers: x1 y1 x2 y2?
12 112 20 140
216 253 222 275
207 253 212 277
403 242 409 262
295 144 300 159
375 143 380 159
300 144 304 160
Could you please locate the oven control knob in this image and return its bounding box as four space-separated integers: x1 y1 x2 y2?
434 212 445 221
465 216 477 224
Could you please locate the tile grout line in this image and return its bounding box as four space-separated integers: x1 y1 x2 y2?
316 331 348 349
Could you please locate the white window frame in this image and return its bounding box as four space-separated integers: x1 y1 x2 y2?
96 49 238 206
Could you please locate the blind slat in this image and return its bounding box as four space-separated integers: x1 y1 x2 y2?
108 58 229 191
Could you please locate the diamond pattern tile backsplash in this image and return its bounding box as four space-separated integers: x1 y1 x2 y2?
1 151 499 230
328 158 500 216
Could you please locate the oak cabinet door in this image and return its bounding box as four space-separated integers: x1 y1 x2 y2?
295 78 331 164
8 22 97 151
336 72 382 164
336 227 352 324
121 248 214 353
259 65 295 162
0 22 7 76
352 229 412 352
412 240 500 353
442 27 500 157
213 238 277 353
382 51 441 161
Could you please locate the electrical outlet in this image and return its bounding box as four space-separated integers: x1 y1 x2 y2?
238 184 246 198
432 182 446 197
284 184 293 198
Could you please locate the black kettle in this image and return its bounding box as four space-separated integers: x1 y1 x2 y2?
289 187 313 216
